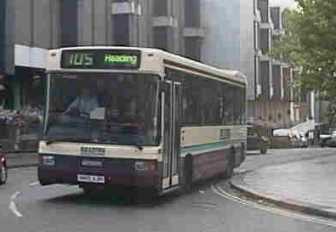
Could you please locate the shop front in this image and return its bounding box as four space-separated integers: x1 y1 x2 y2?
0 45 47 151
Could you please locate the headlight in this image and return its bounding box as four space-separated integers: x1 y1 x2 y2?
41 156 55 166
134 161 156 172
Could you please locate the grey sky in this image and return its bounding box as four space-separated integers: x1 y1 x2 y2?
269 0 296 8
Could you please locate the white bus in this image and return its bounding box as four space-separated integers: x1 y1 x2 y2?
38 46 247 195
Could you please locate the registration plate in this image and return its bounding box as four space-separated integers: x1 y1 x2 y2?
77 174 105 184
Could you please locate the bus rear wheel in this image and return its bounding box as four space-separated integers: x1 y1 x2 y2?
184 154 193 193
224 151 235 178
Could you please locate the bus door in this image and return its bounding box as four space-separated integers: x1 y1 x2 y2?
162 81 182 190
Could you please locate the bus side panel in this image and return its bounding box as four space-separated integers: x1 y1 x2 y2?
180 126 246 183
191 148 232 182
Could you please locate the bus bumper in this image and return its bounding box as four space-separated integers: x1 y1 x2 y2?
38 154 160 188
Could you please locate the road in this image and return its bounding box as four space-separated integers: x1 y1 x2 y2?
1 148 336 232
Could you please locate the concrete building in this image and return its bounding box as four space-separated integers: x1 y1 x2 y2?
201 0 255 101
200 0 303 128
249 1 311 128
1 0 200 111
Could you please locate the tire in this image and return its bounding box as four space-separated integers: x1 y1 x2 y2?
260 148 267 154
81 185 97 195
184 154 193 193
0 165 7 185
224 150 235 178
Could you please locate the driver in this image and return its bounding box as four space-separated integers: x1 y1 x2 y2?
65 86 99 118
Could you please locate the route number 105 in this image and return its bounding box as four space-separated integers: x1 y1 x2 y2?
69 53 94 66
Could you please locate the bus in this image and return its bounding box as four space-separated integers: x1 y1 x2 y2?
38 46 247 195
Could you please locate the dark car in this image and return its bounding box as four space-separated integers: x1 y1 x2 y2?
320 134 332 147
247 126 270 154
318 124 334 147
0 145 7 185
325 131 336 147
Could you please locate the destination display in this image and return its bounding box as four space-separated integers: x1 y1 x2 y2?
61 49 141 69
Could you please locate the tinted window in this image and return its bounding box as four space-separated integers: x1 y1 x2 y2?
166 68 246 126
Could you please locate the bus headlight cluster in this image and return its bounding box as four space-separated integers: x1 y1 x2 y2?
41 156 55 166
134 161 156 172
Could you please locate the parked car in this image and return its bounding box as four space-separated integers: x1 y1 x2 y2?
325 131 336 147
0 145 7 185
320 134 332 147
318 124 334 147
247 125 270 154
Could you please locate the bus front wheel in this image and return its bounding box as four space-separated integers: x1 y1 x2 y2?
81 185 99 195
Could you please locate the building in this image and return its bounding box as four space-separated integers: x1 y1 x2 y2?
201 0 311 128
201 0 255 100
1 0 207 112
250 1 311 128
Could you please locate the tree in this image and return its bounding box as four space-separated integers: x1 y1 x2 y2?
272 0 336 125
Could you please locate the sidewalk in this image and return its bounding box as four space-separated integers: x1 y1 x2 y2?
6 152 38 169
231 150 336 219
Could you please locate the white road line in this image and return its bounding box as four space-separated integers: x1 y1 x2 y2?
9 191 23 218
10 191 21 201
29 181 39 187
9 201 23 218
211 184 336 228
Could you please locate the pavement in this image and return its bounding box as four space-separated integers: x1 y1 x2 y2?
231 148 336 219
5 152 38 169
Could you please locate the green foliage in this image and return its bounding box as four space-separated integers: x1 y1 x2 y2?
272 0 336 97
272 0 336 124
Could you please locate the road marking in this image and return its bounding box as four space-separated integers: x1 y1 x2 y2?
9 201 23 218
211 184 336 228
9 191 23 218
10 191 21 201
29 181 39 187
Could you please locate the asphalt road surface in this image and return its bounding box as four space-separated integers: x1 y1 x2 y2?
1 148 336 232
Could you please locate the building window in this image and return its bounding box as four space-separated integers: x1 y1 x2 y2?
185 38 201 61
112 14 130 46
153 0 167 16
260 29 269 54
272 65 281 99
260 61 270 99
185 0 200 27
0 0 5 72
153 27 168 50
270 7 280 30
278 113 282 120
258 0 269 23
60 0 78 47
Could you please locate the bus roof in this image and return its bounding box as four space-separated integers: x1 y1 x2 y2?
48 46 247 86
